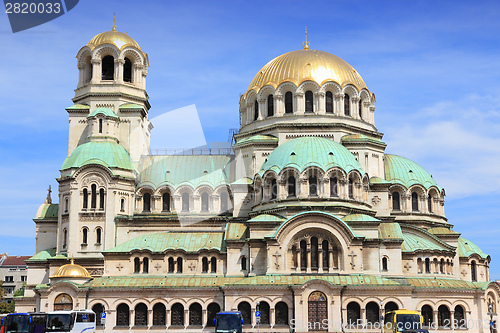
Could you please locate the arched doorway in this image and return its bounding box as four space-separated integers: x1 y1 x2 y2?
54 293 73 311
308 291 327 331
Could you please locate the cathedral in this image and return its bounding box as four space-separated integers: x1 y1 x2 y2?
16 23 500 332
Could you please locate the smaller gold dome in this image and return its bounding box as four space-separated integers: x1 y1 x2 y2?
87 22 141 51
50 259 92 279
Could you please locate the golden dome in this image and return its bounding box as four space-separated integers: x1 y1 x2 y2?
87 22 141 51
50 259 92 279
247 49 367 95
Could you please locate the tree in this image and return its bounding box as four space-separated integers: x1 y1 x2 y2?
0 281 15 313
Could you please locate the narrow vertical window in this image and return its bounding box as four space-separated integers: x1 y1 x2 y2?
348 178 354 199
101 55 114 80
201 193 209 212
99 188 105 209
82 228 88 244
254 100 259 121
358 100 363 119
322 240 329 269
124 57 132 83
305 90 313 112
285 92 293 114
271 179 277 200
326 91 333 113
425 258 430 273
65 198 68 212
428 195 433 213
162 192 170 212
330 177 338 197
168 257 175 273
471 260 477 281
382 257 388 271
143 193 151 212
440 259 444 274
241 256 247 270
143 258 149 273
202 257 208 273
267 94 274 117
392 192 400 210
134 257 140 273
309 175 318 197
412 192 419 211
98 118 103 133
220 192 228 212
83 189 88 209
211 257 217 273
182 193 189 212
120 198 125 212
300 240 307 270
96 228 102 245
311 237 318 269
91 184 97 209
63 229 67 248
177 257 183 273
288 176 296 197
344 94 350 116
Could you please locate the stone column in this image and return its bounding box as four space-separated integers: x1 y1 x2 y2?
351 96 360 119
278 179 287 200
318 249 323 273
307 245 312 273
270 308 275 328
298 177 308 199
91 59 101 84
184 309 189 327
257 98 265 120
202 309 207 328
296 93 305 115
115 59 124 84
172 195 180 212
147 309 153 328
275 95 284 116
433 311 439 328
450 311 455 330
129 309 134 328
335 93 344 116
165 309 170 328
296 248 301 271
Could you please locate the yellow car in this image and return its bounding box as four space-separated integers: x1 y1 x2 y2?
384 309 429 333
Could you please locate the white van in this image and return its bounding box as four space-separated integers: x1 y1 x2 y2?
46 310 96 333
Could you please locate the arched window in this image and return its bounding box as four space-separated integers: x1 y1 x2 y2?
421 305 433 327
202 257 208 273
91 184 97 209
412 192 419 211
392 191 400 210
201 193 209 212
211 257 217 273
63 229 67 248
440 259 445 274
143 193 151 212
152 303 166 326
305 90 314 113
168 257 175 273
238 302 251 325
347 302 361 326
300 240 307 270
385 302 399 312
83 189 88 209
425 258 431 273
177 257 183 273
143 258 149 273
309 175 318 197
285 92 293 114
189 303 202 326
330 177 338 197
101 55 114 80
271 179 277 200
241 256 247 270
82 228 88 245
438 305 450 327
182 193 189 212
171 303 184 326
92 304 105 326
366 302 379 325
98 118 103 133
134 257 141 273
162 192 170 212
471 260 477 281
254 100 259 121
96 228 102 245
267 94 274 117
455 305 465 328
259 301 270 325
207 303 220 327
120 198 125 212
275 302 289 325
311 237 319 269
348 178 354 199
124 57 132 83
135 303 148 326
116 303 129 326
382 257 388 271
287 176 296 197
54 293 73 311
344 94 350 116
326 91 333 113
220 192 229 212
428 195 433 213
322 240 329 269
358 100 363 119
99 188 105 209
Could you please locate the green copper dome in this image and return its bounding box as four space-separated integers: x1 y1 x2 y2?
87 107 119 119
384 154 441 190
61 141 133 172
258 136 364 176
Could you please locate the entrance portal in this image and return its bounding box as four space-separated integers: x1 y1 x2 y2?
308 291 327 331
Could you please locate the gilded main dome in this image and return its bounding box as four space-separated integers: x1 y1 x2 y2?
50 259 92 279
247 49 367 94
87 25 141 51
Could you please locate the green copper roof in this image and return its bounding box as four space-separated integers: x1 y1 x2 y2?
384 154 441 190
378 223 403 240
225 223 248 240
119 103 143 109
35 204 58 219
88 276 242 289
341 134 386 146
258 136 364 176
234 135 278 147
66 104 90 110
104 232 225 253
458 237 489 259
342 214 380 223
26 248 56 262
401 231 450 253
87 107 119 119
230 275 400 287
404 277 487 290
247 214 287 223
137 155 231 190
61 141 133 173
370 177 391 184
427 227 460 236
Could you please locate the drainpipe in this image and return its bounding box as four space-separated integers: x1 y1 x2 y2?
288 286 295 333
219 287 225 311
340 286 347 333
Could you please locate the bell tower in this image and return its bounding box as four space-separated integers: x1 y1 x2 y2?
68 17 151 162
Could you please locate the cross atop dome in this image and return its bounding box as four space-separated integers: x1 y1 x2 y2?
303 25 310 50
112 13 117 32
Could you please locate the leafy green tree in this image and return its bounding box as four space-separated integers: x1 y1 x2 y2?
0 281 15 313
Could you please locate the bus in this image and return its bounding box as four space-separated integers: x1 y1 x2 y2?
1 313 47 333
214 311 243 333
384 309 429 333
45 310 95 333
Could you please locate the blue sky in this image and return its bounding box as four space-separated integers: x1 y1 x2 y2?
1 0 499 279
